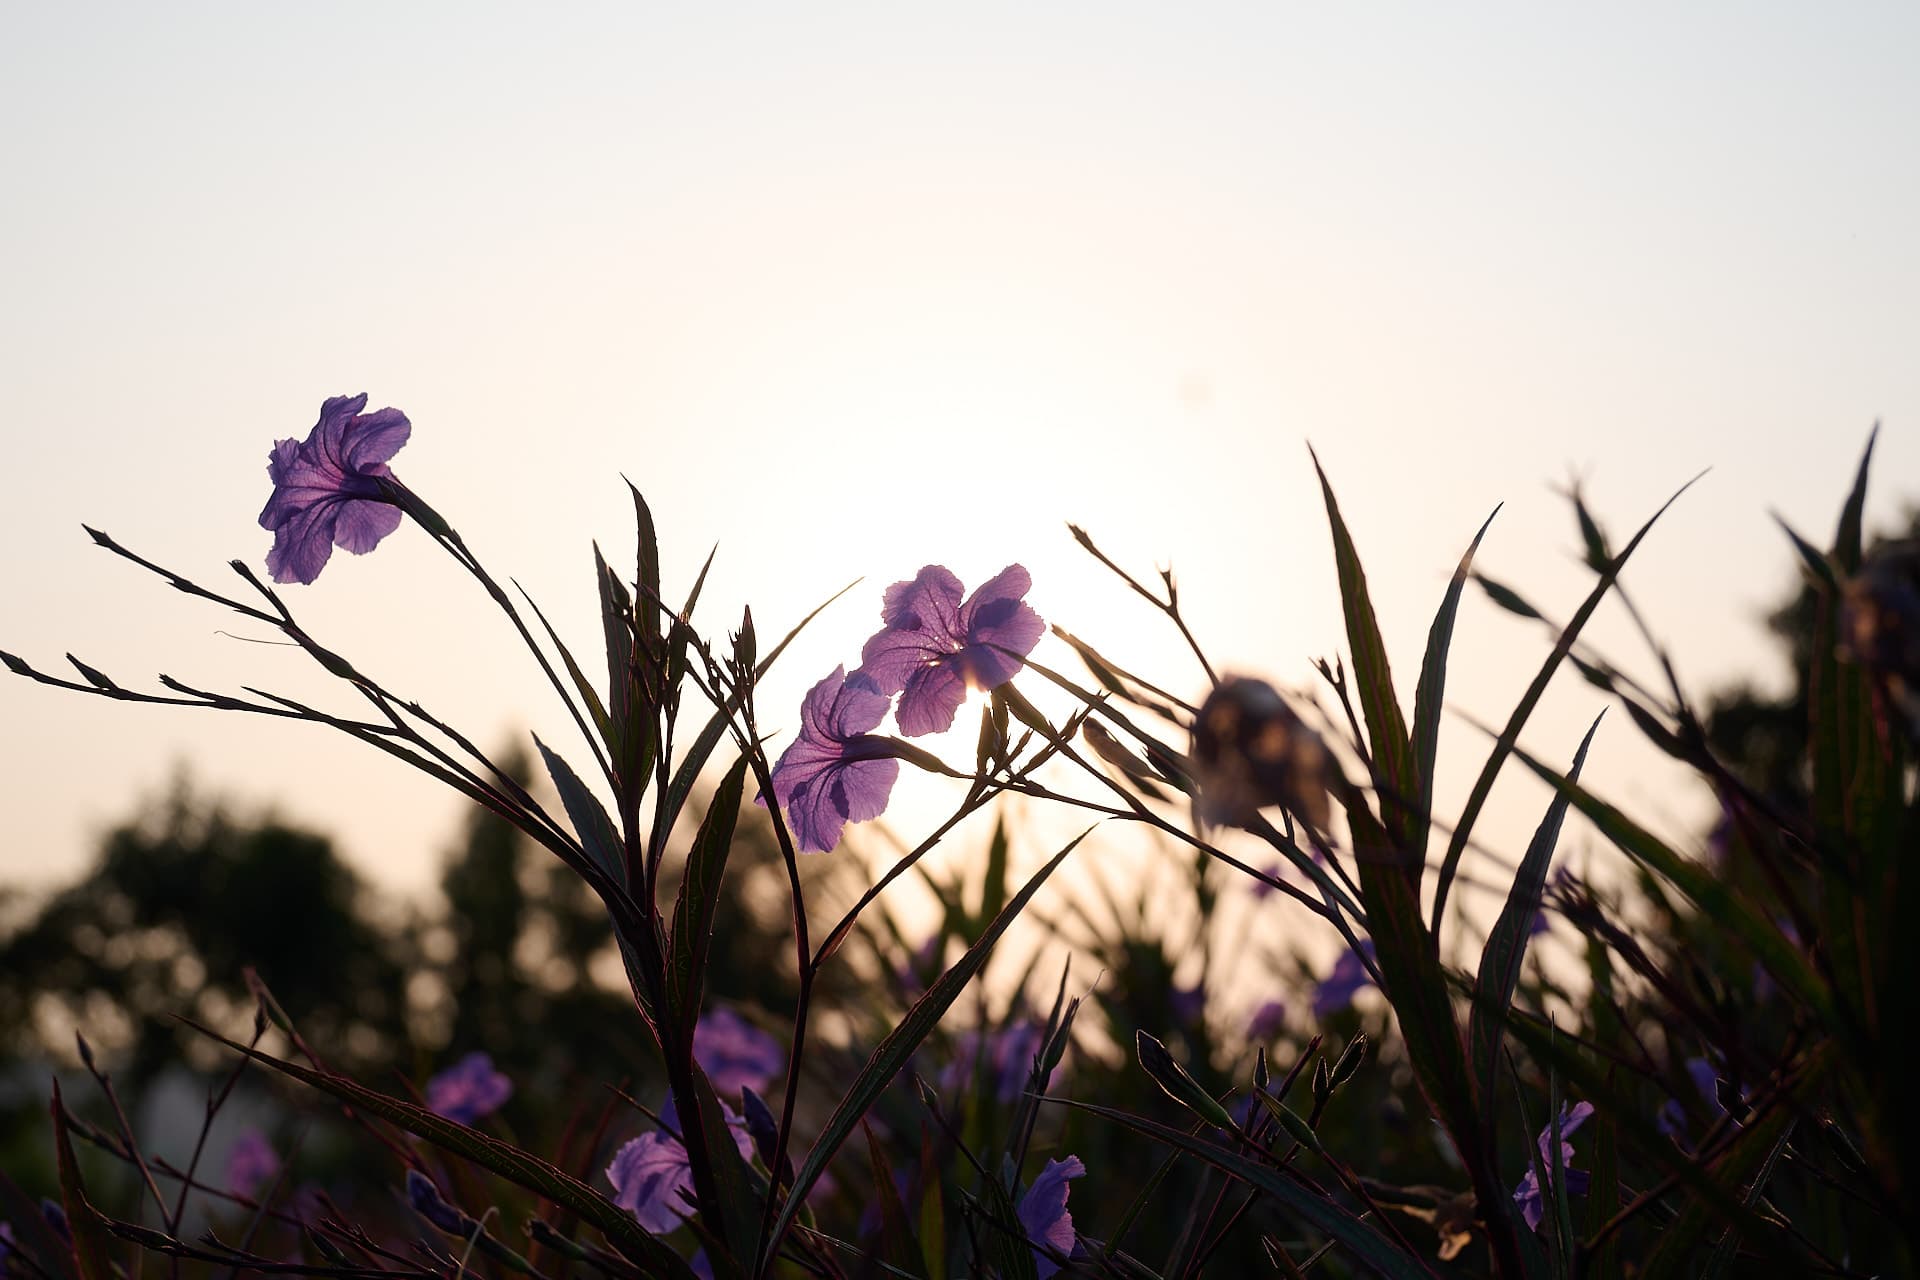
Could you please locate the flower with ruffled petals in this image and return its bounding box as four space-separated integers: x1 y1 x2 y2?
694 1007 784 1097
764 666 900 853
1512 1101 1595 1231
426 1052 512 1125
859 565 1044 737
606 1097 754 1235
1017 1156 1085 1279
258 394 411 584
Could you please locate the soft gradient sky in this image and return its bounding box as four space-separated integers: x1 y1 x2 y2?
3 6 1915 932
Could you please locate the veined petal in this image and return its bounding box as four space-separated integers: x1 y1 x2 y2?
331 498 405 554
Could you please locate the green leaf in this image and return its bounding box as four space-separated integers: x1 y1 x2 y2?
1052 1099 1440 1279
1468 712 1602 1158
1311 447 1418 859
629 482 665 648
759 829 1091 1271
184 1027 698 1277
978 813 1010 925
1699 1119 1795 1280
1409 506 1499 863
665 753 750 1041
536 736 628 890
1832 424 1877 575
1431 470 1702 936
517 588 613 749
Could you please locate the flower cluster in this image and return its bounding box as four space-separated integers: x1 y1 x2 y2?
766 565 1043 852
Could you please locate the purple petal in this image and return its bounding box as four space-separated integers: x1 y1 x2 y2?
265 500 340 584
859 566 965 693
693 1007 785 1096
341 406 411 471
895 661 968 737
1017 1156 1084 1279
331 497 405 555
959 565 1045 686
606 1132 697 1234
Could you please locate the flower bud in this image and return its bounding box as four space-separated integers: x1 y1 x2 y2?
1190 677 1331 832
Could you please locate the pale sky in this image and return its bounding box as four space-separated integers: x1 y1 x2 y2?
2 4 1915 947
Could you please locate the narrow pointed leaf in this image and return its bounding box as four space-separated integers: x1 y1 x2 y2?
51 1084 114 1280
666 754 750 1040
1432 471 1702 936
1051 1099 1439 1279
1408 506 1499 860
760 830 1090 1270
1469 712 1602 1156
1311 447 1418 858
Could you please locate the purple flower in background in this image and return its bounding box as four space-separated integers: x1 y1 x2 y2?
1248 999 1288 1042
1512 1101 1595 1231
941 1021 1051 1102
606 1097 753 1234
858 565 1045 737
1171 983 1206 1026
1 1222 15 1263
426 1052 512 1125
259 394 412 584
226 1127 279 1200
1312 941 1377 1019
764 666 900 853
1017 1156 1085 1280
693 1007 784 1097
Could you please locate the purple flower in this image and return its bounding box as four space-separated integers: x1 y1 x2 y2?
940 1021 1051 1102
226 1127 279 1200
693 1007 784 1097
1171 983 1206 1026
258 394 412 584
405 1171 473 1236
1 1222 15 1263
1017 1156 1085 1279
858 565 1045 737
1512 1101 1595 1231
606 1097 754 1235
1312 941 1376 1019
764 666 900 853
426 1052 512 1125
1248 999 1288 1042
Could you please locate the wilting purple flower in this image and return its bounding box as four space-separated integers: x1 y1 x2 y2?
1017 1156 1085 1280
1248 999 1288 1042
764 666 900 853
226 1127 279 1200
693 1007 784 1097
858 565 1045 737
941 1021 1051 1102
1512 1101 1595 1231
426 1052 512 1125
258 394 411 585
606 1097 754 1234
1312 942 1376 1019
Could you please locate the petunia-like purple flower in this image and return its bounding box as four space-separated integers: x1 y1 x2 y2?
226 1127 279 1200
764 666 900 853
259 393 412 584
1017 1156 1085 1280
426 1051 512 1125
1248 999 1288 1043
940 1021 1051 1102
858 565 1045 737
606 1096 754 1235
693 1007 785 1097
1312 941 1377 1019
1512 1101 1595 1231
